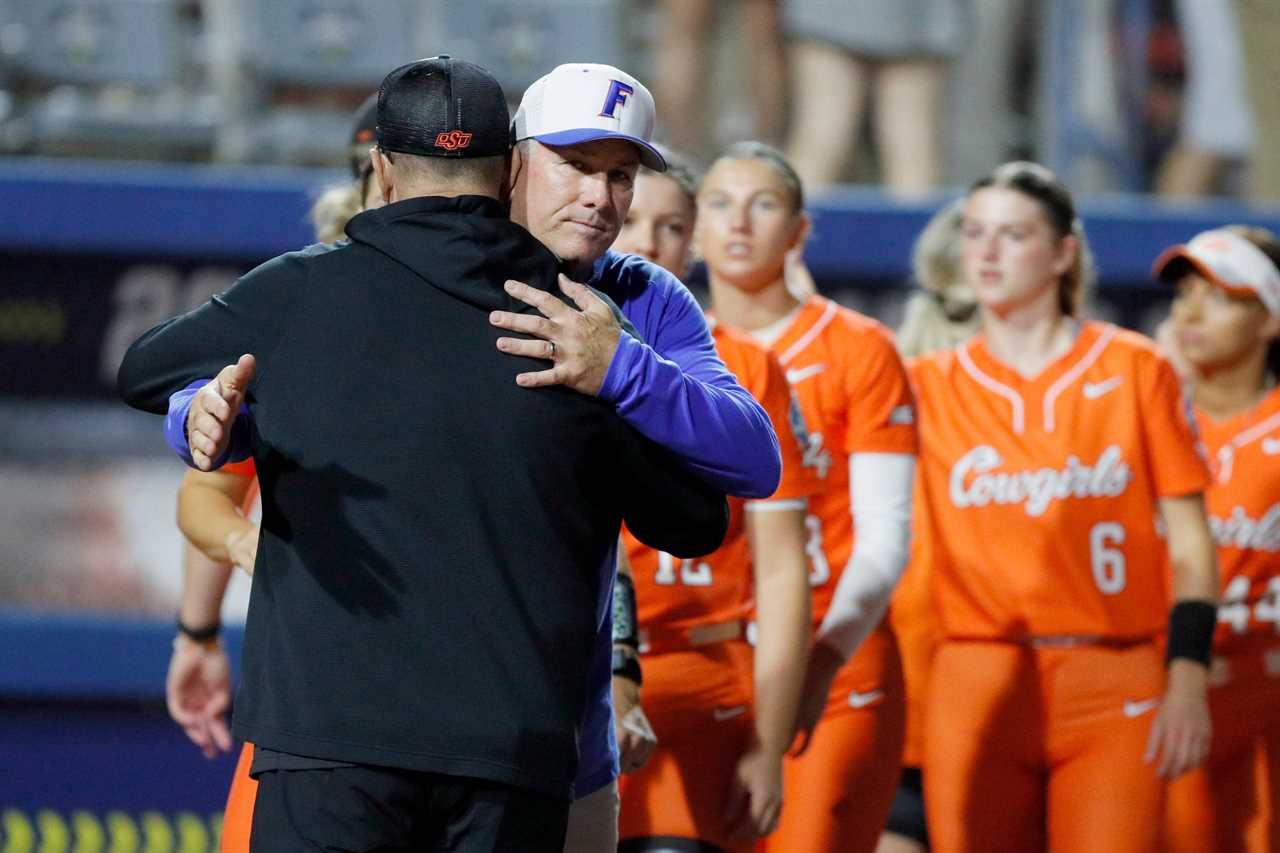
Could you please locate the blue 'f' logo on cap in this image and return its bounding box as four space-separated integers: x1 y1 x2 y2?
599 80 634 119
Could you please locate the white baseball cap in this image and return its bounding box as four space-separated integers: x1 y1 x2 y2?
1153 228 1280 316
512 63 666 172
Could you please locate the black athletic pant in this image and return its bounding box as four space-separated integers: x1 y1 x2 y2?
249 765 570 852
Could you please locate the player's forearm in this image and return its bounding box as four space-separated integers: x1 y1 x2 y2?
177 481 254 563
601 334 782 499
752 567 810 754
178 541 233 629
749 510 812 754
1162 494 1220 602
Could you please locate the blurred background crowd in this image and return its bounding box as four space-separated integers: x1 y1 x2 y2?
1 0 1278 199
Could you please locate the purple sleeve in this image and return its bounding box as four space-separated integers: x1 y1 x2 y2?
596 266 781 499
165 381 253 469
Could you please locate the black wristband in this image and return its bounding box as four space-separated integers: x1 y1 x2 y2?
612 647 642 686
176 617 220 644
612 572 640 650
1165 600 1216 667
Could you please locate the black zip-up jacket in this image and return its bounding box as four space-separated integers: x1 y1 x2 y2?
117 195 728 798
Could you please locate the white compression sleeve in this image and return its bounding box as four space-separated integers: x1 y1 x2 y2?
816 452 915 660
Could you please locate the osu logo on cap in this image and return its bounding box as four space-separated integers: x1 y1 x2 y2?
435 130 473 151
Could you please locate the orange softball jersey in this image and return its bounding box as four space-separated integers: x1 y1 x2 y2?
624 322 821 641
1197 386 1280 654
910 322 1210 641
766 296 918 625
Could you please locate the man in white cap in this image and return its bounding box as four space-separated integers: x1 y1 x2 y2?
493 62 779 490
486 64 786 849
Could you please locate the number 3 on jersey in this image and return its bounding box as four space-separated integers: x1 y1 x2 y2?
805 515 830 586
655 551 713 586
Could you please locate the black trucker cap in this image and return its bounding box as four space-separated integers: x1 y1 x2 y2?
376 55 510 159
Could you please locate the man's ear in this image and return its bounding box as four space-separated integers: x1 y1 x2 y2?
370 148 394 204
502 144 524 203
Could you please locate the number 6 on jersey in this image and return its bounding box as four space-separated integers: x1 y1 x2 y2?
1090 521 1126 594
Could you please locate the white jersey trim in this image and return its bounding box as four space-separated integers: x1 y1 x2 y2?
777 300 838 366
1042 325 1118 433
745 498 808 512
956 341 1026 435
1214 408 1280 484
748 303 805 350
1231 409 1280 451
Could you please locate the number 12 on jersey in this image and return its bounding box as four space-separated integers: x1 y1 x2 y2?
655 552 713 586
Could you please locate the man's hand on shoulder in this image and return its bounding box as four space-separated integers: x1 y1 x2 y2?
187 354 256 471
490 275 621 396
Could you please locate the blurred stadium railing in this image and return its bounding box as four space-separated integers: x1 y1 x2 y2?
0 0 648 166
0 0 219 160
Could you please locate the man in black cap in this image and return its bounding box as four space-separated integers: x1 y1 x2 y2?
117 56 728 852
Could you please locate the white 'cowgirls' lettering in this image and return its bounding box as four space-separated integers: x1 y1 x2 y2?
949 445 1134 518
1208 505 1280 552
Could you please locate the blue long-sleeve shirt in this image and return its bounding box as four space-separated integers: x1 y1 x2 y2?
162 248 782 797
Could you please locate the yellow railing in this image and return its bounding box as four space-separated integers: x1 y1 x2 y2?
1 810 221 853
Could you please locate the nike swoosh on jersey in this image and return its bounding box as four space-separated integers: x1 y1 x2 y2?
889 404 915 425
1122 698 1160 718
1263 437 1280 456
712 705 748 722
1082 376 1124 399
847 689 885 709
786 364 827 384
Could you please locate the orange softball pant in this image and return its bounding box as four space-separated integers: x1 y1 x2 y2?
618 641 755 853
925 639 1165 853
758 626 905 853
220 741 256 853
1164 642 1280 853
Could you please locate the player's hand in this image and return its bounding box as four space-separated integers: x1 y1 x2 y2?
1144 659 1211 780
225 522 260 576
724 741 784 840
791 641 843 756
187 354 256 471
613 674 657 774
490 275 621 395
166 634 233 759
